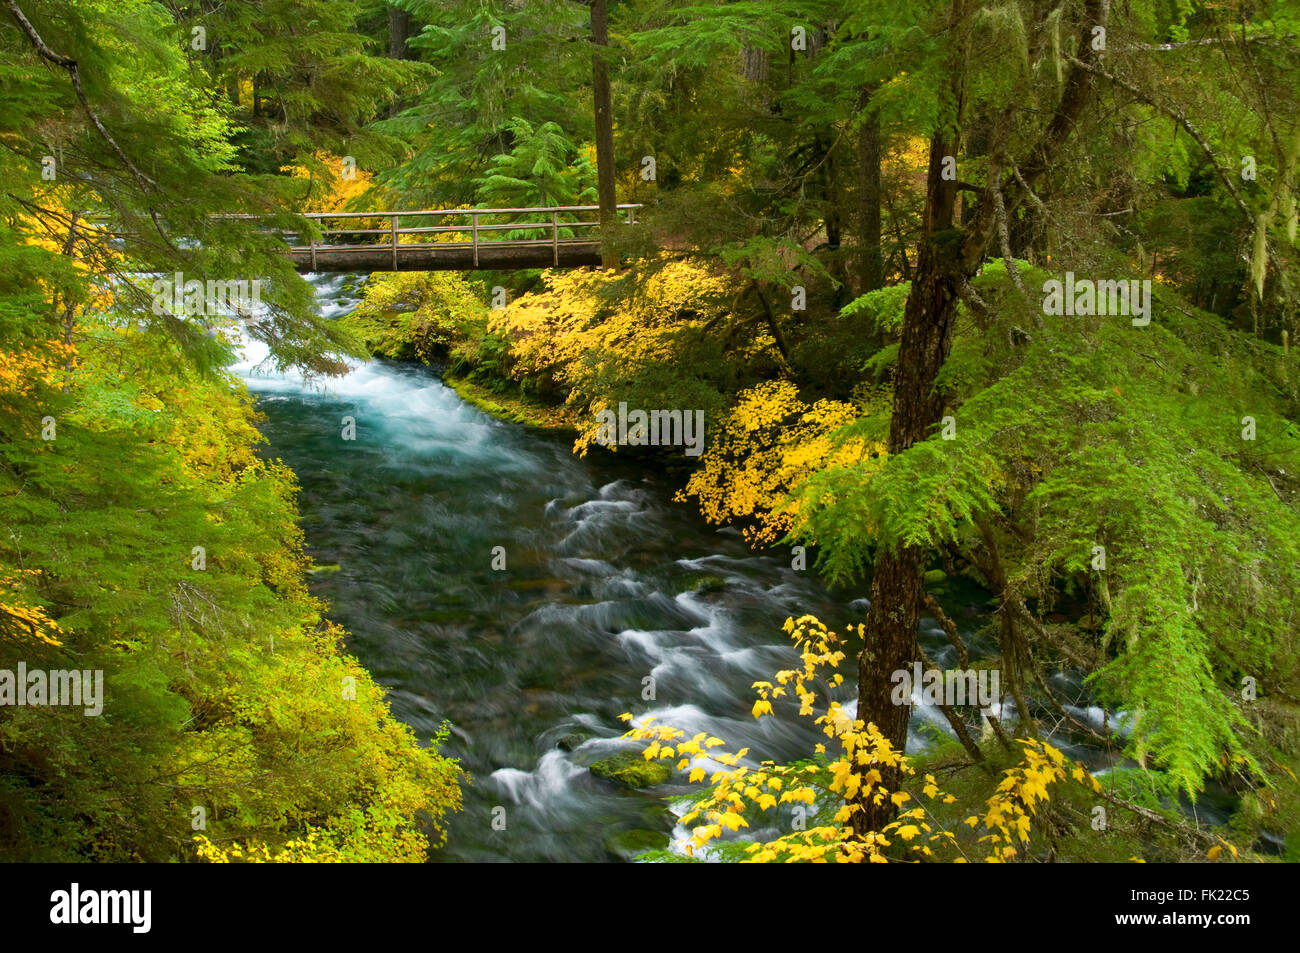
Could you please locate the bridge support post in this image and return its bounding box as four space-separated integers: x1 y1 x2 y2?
472 212 479 268
552 210 560 267
391 215 399 270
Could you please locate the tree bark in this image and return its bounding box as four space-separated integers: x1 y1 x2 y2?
387 4 412 117
973 513 1036 736
856 89 884 294
818 131 850 301
387 4 411 59
850 0 1110 840
854 132 962 835
590 0 619 268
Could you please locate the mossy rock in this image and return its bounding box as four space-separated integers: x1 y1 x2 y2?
556 732 587 752
923 569 947 585
604 828 670 860
677 574 727 596
589 751 671 788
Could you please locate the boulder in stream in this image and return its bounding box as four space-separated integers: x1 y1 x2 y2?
589 751 670 788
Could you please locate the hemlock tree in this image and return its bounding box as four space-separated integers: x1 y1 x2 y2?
785 0 1300 831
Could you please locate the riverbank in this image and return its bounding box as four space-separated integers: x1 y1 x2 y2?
0 301 464 863
441 373 578 433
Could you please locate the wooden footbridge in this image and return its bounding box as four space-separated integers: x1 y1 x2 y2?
254 204 642 273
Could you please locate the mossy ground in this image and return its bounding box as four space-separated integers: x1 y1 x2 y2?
442 374 579 432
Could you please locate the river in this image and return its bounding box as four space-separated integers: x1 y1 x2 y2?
228 274 1013 862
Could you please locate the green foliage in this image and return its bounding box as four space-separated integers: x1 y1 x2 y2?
4 0 1300 865
793 267 1300 797
169 0 430 171
375 0 591 207
342 272 489 363
474 118 597 211
0 0 462 862
0 318 463 861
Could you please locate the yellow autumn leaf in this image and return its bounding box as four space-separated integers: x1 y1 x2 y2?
719 811 748 831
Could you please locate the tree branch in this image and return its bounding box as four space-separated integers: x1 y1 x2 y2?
7 0 157 193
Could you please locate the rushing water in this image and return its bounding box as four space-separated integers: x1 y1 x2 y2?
227 276 1028 862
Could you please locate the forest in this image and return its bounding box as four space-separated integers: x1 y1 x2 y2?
0 0 1297 867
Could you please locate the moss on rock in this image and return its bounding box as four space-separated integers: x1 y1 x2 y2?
604 827 671 860
677 574 727 595
589 751 671 788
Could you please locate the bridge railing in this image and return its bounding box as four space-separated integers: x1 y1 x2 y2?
241 204 642 269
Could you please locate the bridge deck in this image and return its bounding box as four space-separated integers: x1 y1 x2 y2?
262 204 639 273
285 239 603 273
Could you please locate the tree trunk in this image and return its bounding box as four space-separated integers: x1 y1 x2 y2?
387 5 412 117
973 513 1036 736
590 0 618 268
856 89 884 294
853 132 962 836
819 131 849 301
849 0 1110 839
387 5 411 59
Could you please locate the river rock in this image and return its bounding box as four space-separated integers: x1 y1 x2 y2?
589 751 670 788
604 828 670 861
677 574 727 596
556 732 586 752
